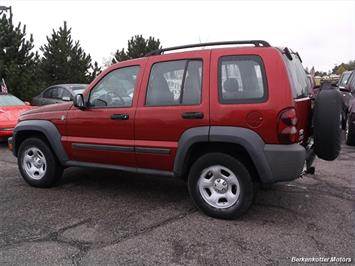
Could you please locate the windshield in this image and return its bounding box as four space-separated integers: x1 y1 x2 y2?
0 95 25 106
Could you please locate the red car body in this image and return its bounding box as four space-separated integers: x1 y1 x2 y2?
18 47 311 170
0 94 32 139
10 41 342 218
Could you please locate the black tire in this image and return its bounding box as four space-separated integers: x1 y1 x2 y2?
313 89 342 161
188 153 254 219
345 115 355 146
18 138 63 188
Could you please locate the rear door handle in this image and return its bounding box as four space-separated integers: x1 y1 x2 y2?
111 114 129 120
181 112 204 119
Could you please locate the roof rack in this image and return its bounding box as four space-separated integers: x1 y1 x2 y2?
145 40 271 56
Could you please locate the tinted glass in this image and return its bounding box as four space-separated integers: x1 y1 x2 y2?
350 73 355 90
219 55 267 103
43 88 54 98
0 95 25 106
89 66 139 107
283 54 310 99
43 87 60 99
146 60 202 106
339 72 351 87
61 89 72 99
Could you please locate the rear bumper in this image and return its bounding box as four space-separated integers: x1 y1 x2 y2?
264 144 306 182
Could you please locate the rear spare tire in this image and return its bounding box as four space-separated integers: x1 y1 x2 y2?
313 88 342 160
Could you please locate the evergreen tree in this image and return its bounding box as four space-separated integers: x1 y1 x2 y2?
332 60 355 74
112 35 161 63
39 21 100 86
0 11 41 100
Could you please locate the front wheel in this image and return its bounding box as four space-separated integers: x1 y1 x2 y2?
188 153 255 219
18 138 63 188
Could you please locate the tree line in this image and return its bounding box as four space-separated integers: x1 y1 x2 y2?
0 11 160 100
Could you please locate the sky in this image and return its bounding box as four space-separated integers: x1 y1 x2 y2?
1 0 354 72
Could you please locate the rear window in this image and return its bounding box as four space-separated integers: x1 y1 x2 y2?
283 54 310 99
219 55 267 104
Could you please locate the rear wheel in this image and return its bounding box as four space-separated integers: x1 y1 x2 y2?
345 115 355 146
18 138 63 188
188 153 255 219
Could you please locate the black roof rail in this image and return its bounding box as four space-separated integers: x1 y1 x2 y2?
145 40 271 56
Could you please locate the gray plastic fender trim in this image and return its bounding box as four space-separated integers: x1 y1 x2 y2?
173 126 275 182
13 120 68 164
173 126 210 177
209 126 274 183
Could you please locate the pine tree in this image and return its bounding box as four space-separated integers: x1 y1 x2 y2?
112 35 161 64
39 21 100 86
0 11 41 100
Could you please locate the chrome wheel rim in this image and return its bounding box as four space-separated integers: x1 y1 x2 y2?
22 147 47 180
198 165 240 209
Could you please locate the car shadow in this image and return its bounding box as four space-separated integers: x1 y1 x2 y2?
58 166 190 203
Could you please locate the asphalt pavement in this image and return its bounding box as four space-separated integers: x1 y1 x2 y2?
0 138 354 265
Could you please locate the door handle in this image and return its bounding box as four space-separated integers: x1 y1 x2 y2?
111 114 129 120
181 112 204 119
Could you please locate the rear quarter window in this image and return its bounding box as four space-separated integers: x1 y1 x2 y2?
283 55 310 99
218 55 268 104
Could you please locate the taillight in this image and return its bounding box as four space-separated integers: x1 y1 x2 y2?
278 108 298 144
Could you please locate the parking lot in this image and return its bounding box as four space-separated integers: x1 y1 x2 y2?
0 138 354 265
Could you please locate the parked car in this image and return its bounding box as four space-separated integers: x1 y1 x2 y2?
307 74 319 97
338 71 354 130
32 84 88 106
0 93 32 140
339 70 355 145
9 41 342 219
338 71 352 91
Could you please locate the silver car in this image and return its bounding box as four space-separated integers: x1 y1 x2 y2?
32 84 88 106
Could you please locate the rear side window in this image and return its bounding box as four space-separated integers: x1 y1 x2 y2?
283 55 310 99
43 87 60 99
145 60 202 106
219 55 267 104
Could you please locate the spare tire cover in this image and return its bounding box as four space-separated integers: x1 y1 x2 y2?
313 87 342 161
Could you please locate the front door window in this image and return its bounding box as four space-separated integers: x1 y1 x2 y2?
89 66 140 108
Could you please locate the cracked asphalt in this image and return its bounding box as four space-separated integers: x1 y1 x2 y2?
0 138 354 265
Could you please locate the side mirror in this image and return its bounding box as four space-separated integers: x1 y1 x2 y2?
73 94 86 109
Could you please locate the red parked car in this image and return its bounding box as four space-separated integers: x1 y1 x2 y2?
9 41 341 219
0 93 31 140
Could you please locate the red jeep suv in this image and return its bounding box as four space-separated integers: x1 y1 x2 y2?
9 41 341 219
